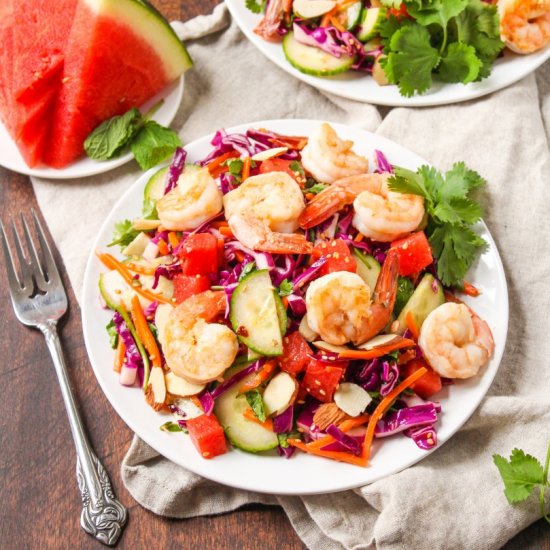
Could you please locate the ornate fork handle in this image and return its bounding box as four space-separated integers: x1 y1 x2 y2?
39 320 127 546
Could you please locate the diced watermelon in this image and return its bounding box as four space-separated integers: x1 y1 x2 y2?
186 413 227 459
44 0 192 168
173 274 211 304
302 359 346 403
0 1 15 133
278 331 312 375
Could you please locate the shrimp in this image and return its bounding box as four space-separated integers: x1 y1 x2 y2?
418 302 495 379
499 0 550 54
163 291 239 384
301 123 370 184
223 171 313 254
254 0 286 42
156 166 223 231
305 249 399 345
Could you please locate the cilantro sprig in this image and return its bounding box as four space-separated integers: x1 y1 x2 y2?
388 161 487 287
493 443 550 524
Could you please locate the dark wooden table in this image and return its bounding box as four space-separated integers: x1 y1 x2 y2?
0 1 548 548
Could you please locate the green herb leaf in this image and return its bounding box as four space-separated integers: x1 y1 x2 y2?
289 160 305 177
108 219 140 248
393 276 415 317
84 108 141 160
160 421 184 432
307 183 328 194
277 433 290 448
406 0 468 29
440 162 486 200
239 261 256 281
105 319 118 349
245 0 266 13
438 42 482 84
131 121 182 171
245 389 267 422
383 25 440 97
278 279 294 297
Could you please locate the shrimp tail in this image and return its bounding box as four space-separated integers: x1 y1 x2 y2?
260 232 314 254
299 186 355 229
254 0 285 42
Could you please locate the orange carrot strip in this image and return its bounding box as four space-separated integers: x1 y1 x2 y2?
131 295 162 368
124 261 156 276
239 361 277 393
282 296 289 309
243 408 274 431
320 7 338 27
234 250 246 263
114 338 126 373
207 151 239 174
397 348 416 365
305 193 314 201
354 233 364 242
338 339 416 360
242 156 251 181
96 251 172 305
191 395 204 411
219 226 235 238
330 16 345 32
463 281 480 297
168 231 180 250
405 311 420 341
361 367 428 464
157 239 169 256
307 415 369 450
288 439 368 467
211 220 229 229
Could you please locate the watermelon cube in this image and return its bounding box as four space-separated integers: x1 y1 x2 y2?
186 414 227 459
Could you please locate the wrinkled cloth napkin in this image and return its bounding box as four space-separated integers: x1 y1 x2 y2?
31 4 550 549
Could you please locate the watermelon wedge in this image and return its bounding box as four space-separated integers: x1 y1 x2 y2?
44 0 192 168
0 1 15 134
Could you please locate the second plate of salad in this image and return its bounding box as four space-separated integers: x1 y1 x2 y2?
82 119 508 494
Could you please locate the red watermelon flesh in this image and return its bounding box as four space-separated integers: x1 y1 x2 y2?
0 1 15 134
44 0 192 168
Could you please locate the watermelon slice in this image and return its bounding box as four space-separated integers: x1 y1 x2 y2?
44 0 192 168
0 1 15 134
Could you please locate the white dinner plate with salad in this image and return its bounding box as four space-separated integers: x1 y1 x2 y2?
225 0 550 107
0 76 184 180
81 119 508 495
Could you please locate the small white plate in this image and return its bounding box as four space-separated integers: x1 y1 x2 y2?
225 0 550 107
0 76 184 179
82 119 508 495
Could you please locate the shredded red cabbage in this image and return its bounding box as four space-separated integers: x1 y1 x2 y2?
324 425 362 455
198 391 215 416
277 444 296 459
209 360 265 400
164 147 187 194
404 424 438 450
113 312 142 372
296 399 323 441
152 261 181 289
375 150 393 174
321 434 364 454
143 301 159 318
287 294 306 317
273 406 294 434
380 361 399 396
293 23 365 60
292 256 328 289
375 403 439 438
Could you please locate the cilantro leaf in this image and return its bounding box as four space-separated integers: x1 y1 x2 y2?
289 160 305 177
108 219 140 248
278 279 293 297
226 158 244 178
383 25 440 97
441 162 486 200
131 121 182 171
245 0 266 14
406 0 468 29
378 14 413 50
438 42 482 84
493 448 545 504
239 261 256 281
307 183 328 194
245 389 267 422
160 421 184 433
389 167 431 201
105 319 118 349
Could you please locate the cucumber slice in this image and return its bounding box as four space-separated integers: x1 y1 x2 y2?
274 291 288 337
396 274 445 334
122 231 151 257
214 364 279 453
230 270 284 356
357 7 387 42
293 0 336 19
144 166 168 203
283 32 355 77
353 249 381 291
345 2 362 31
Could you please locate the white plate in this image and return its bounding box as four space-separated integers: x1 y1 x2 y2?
81 119 508 495
225 0 550 107
0 76 184 179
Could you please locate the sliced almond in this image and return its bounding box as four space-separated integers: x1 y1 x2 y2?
132 218 162 231
145 366 167 411
263 371 298 417
122 231 151 257
312 340 350 354
165 371 205 397
334 383 372 417
313 402 349 431
155 303 175 348
170 397 204 421
251 147 289 161
293 0 336 19
299 315 318 342
357 334 401 350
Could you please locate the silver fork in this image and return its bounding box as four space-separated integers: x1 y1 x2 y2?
0 211 127 547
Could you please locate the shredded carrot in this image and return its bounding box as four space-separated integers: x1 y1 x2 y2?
462 281 480 297
330 16 345 32
96 251 172 304
124 261 156 276
397 348 416 365
242 156 251 181
405 311 420 341
168 232 180 250
191 395 203 410
130 295 162 368
234 250 246 263
361 367 428 465
288 439 368 467
243 408 274 431
337 0 359 10
320 7 338 28
305 193 314 201
338 338 416 360
211 220 229 229
219 226 235 238
307 415 369 450
239 361 277 393
157 239 169 256
114 338 126 373
206 151 239 174
282 296 289 309
354 233 364 242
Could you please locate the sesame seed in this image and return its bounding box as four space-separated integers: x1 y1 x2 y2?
333 252 340 259
314 379 321 385
331 241 337 247
319 389 326 396
344 257 350 263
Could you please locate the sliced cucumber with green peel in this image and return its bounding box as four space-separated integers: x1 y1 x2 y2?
230 270 284 356
283 32 355 77
345 2 362 31
144 166 168 203
396 274 445 334
357 7 387 42
214 364 279 453
353 250 381 291
274 292 287 338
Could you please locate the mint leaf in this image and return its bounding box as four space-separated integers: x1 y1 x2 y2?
245 0 266 14
245 389 267 422
438 42 482 84
108 219 140 248
131 121 182 171
105 319 118 349
383 25 440 97
84 107 141 160
278 279 293 297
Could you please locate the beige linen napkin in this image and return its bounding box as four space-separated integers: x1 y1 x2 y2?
31 5 550 549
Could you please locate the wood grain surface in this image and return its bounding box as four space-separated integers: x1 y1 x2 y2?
0 1 548 549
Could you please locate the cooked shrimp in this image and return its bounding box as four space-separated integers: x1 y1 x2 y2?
254 0 285 42
301 123 369 184
305 249 399 345
223 171 313 254
156 166 223 231
418 302 495 379
499 0 550 54
163 291 239 384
